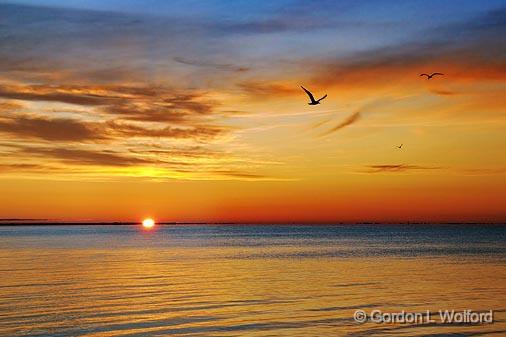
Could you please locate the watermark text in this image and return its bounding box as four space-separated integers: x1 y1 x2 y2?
353 309 494 324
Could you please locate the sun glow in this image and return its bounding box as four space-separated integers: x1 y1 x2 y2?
142 218 155 229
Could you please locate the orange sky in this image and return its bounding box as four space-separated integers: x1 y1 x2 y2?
0 2 505 223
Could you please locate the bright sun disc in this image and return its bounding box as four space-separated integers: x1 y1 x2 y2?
142 218 155 229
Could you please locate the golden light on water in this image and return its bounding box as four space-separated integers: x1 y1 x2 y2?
142 218 155 229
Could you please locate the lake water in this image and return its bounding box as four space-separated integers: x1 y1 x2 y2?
0 225 505 336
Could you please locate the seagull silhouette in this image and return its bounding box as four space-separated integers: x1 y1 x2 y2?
397 144 403 149
420 72 443 79
301 86 327 105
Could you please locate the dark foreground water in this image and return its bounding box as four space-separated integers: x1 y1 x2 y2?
0 225 505 337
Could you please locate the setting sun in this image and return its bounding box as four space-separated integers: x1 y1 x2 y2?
142 218 155 229
0 2 505 337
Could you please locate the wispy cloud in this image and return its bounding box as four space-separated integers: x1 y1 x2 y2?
429 88 457 96
20 146 154 167
364 164 443 173
0 163 53 173
0 84 115 106
173 57 249 73
217 17 331 35
456 167 506 176
128 146 225 159
105 120 227 140
318 111 361 136
238 81 300 98
210 170 268 179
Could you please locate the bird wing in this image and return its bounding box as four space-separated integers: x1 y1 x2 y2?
420 74 429 77
317 94 327 102
432 72 444 76
301 86 316 102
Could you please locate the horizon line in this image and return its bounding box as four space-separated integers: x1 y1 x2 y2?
0 220 504 226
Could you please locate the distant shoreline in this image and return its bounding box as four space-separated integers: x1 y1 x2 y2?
0 222 504 226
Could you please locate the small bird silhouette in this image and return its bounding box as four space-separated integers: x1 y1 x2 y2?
397 144 403 149
420 72 443 79
301 86 327 105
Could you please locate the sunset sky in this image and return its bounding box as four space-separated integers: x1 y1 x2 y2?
0 0 505 223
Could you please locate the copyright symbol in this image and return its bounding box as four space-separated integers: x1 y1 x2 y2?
354 310 367 323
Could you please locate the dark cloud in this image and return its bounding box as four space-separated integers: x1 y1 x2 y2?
365 164 442 173
0 115 105 141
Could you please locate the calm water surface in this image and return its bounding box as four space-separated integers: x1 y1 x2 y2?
0 225 505 337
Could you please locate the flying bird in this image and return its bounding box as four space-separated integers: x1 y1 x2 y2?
397 144 403 149
301 86 327 105
420 72 443 79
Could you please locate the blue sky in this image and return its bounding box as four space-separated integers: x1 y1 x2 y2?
0 0 505 221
